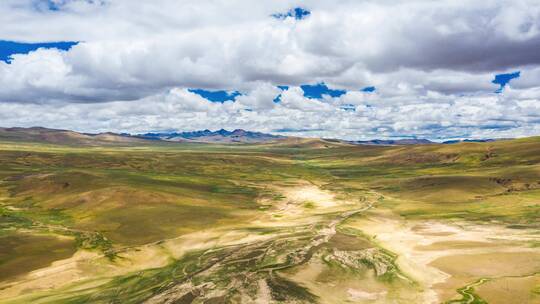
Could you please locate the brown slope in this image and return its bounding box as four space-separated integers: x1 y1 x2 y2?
0 127 148 146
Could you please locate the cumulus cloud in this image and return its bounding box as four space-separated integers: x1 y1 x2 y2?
1 0 540 139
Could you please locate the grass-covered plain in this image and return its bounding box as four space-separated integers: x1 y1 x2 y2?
0 138 539 303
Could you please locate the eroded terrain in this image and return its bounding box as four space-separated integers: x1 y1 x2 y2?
0 139 539 303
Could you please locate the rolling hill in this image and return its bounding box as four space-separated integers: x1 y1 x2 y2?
0 127 147 146
0 129 538 304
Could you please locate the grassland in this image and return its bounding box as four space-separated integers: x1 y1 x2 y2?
0 137 539 303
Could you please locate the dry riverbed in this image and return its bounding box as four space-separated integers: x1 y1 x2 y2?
343 209 540 303
1 182 539 303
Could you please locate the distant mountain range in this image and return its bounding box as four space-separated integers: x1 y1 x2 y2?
348 138 498 146
135 129 285 143
0 126 499 146
0 127 286 145
348 139 434 146
442 139 497 144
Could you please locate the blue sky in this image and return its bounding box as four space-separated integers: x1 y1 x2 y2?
188 89 241 102
361 86 376 93
300 83 346 99
492 71 520 93
1 1 540 140
272 7 310 20
35 0 63 11
189 83 377 103
0 40 77 63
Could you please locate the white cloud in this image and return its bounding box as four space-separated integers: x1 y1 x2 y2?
1 0 540 139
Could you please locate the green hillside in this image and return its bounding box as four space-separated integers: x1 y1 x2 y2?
0 138 538 303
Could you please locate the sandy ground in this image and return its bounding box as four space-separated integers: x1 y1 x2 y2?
3 182 538 303
344 209 540 303
251 182 363 230
284 254 414 303
0 181 336 302
280 183 339 209
476 274 540 304
0 227 279 302
255 279 273 304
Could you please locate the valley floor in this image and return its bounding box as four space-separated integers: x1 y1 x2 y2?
1 182 538 303
0 139 539 303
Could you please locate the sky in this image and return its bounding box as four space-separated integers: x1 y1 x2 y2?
1 0 540 140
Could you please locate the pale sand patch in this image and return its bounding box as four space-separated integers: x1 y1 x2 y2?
255 279 273 304
283 254 425 303
281 184 338 208
431 251 540 278
160 228 278 260
476 274 540 304
431 251 540 300
345 212 448 303
345 210 540 303
347 288 387 301
0 243 174 300
250 182 361 229
274 181 359 216
0 183 313 301
0 250 100 299
415 240 504 251
0 228 274 302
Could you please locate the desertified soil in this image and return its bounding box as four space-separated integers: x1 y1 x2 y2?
0 137 539 303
